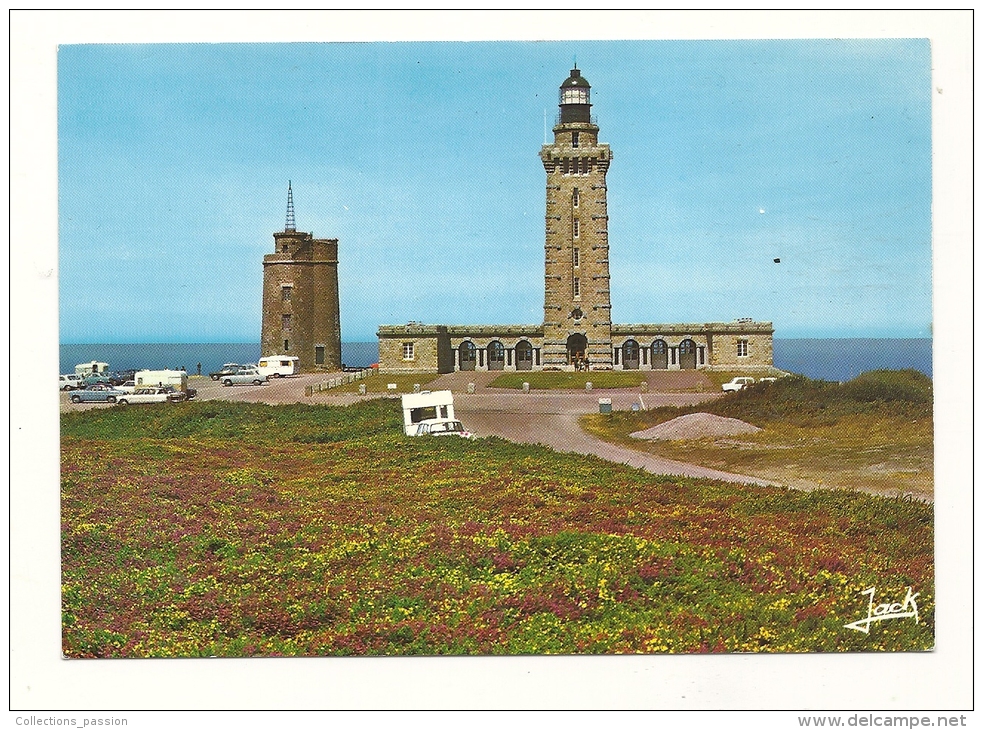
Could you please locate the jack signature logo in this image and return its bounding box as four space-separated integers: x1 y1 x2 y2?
844 586 919 634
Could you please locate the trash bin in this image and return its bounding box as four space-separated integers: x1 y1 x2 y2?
598 398 612 414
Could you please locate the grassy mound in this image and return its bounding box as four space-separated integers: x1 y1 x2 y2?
583 369 933 498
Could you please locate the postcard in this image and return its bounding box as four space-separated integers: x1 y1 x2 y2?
11 9 972 713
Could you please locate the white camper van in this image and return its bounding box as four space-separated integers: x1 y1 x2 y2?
134 369 195 399
75 361 110 376
400 390 473 438
257 355 298 378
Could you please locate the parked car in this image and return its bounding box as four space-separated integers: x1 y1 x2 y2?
116 380 137 393
209 363 245 380
59 374 83 391
722 377 756 393
160 386 189 402
758 377 778 384
411 419 474 439
221 369 268 386
69 384 126 404
107 370 137 386
82 375 113 388
116 387 185 405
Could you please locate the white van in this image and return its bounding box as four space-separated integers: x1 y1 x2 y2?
400 390 472 438
257 355 298 378
75 361 110 376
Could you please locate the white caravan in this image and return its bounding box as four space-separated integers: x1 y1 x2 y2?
75 361 110 376
135 369 190 393
257 355 298 378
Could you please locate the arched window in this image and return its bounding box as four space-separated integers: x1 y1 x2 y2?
679 339 697 370
651 340 668 370
459 341 476 371
515 340 533 371
487 341 506 371
623 339 640 370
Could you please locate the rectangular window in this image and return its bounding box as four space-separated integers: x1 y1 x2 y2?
315 346 325 365
282 314 292 330
572 131 579 148
402 342 415 361
573 219 580 238
573 277 581 298
572 188 579 207
737 339 749 357
281 285 292 302
572 247 580 268
284 339 289 352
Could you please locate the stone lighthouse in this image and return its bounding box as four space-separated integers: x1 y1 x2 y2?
260 182 342 372
539 67 614 370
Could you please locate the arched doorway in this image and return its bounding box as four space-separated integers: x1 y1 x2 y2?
487 340 506 371
679 339 697 370
623 339 640 370
651 340 668 370
459 341 476 371
566 333 588 369
515 340 533 371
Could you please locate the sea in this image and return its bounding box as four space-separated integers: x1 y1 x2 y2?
60 339 932 383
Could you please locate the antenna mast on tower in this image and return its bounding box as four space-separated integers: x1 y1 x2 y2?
285 181 296 232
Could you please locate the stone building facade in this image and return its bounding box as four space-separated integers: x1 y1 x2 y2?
260 183 342 372
377 67 774 374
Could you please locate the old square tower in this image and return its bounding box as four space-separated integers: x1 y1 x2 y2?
376 66 774 373
261 183 342 372
541 67 613 369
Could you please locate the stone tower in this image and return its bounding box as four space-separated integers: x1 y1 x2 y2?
540 67 613 370
260 182 342 372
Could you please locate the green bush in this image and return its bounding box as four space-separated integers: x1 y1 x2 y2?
626 369 933 428
839 369 932 404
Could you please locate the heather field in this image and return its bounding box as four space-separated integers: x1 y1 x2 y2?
61 397 933 658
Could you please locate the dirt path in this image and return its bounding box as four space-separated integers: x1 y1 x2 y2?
451 395 776 487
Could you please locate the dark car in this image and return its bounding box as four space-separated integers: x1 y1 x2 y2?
107 370 138 386
69 384 126 404
209 363 245 381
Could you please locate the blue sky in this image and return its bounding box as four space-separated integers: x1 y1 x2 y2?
58 39 932 342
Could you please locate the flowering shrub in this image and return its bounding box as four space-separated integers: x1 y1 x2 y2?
61 401 933 657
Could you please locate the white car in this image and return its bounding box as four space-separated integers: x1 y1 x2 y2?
59 374 83 390
221 369 268 386
116 387 184 405
722 377 756 393
412 418 474 439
